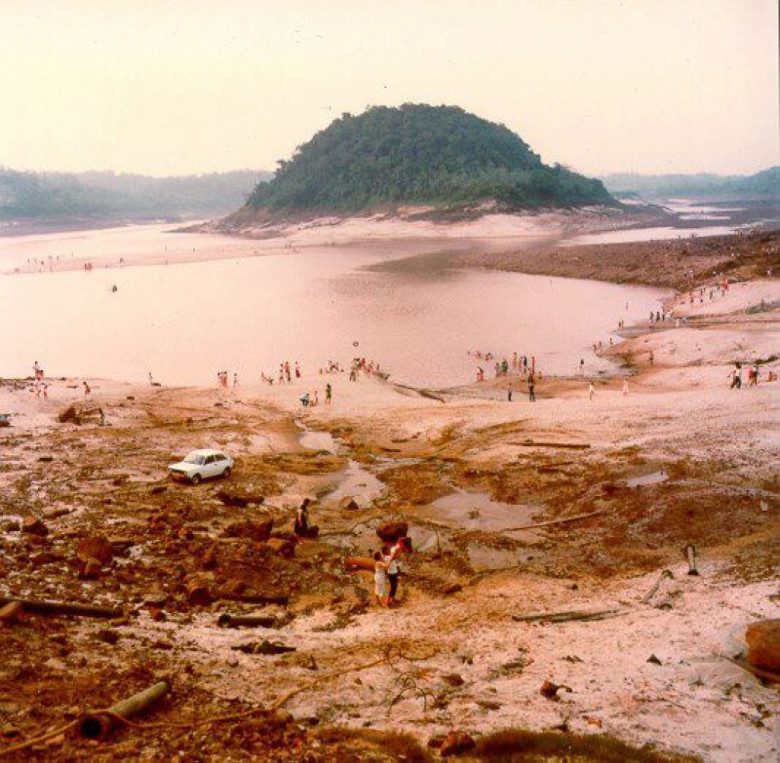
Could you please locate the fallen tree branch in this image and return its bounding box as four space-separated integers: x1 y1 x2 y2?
512 608 624 624
641 569 674 604
512 440 590 450
0 597 123 619
503 510 603 533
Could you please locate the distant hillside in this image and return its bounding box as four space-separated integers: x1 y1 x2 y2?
0 168 270 222
601 167 779 199
241 104 612 216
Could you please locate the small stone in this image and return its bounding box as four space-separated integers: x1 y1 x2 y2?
95 629 119 645
647 654 662 665
440 731 475 757
339 496 359 511
22 517 48 536
441 673 464 687
77 536 113 565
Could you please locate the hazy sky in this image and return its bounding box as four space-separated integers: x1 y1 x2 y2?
1 0 777 177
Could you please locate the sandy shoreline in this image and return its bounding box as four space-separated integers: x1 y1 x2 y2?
1 248 778 760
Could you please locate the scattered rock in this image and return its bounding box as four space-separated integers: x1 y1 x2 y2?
339 496 360 511
217 490 264 508
223 519 273 542
746 619 780 672
78 558 102 579
440 730 475 757
443 583 462 596
95 629 119 645
221 579 247 597
540 680 572 701
77 536 114 565
266 537 295 557
150 485 167 495
43 508 71 520
647 654 663 665
376 519 408 542
232 640 296 655
201 547 218 570
21 517 48 536
144 591 169 607
476 699 501 710
441 673 465 687
30 551 59 566
37 456 54 462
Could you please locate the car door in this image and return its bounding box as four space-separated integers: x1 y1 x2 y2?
203 455 218 478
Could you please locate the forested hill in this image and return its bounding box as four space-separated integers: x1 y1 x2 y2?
0 168 269 222
601 167 780 199
243 104 613 214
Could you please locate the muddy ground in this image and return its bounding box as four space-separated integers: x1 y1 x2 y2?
1 232 778 762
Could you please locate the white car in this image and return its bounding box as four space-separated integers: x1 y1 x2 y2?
169 449 234 484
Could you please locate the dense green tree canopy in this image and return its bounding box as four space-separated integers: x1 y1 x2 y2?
246 104 613 212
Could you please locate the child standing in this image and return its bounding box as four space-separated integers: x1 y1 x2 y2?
373 552 389 606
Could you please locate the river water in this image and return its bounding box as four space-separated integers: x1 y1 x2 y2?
1 224 671 387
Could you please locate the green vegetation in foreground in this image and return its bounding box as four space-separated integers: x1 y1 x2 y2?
245 104 613 212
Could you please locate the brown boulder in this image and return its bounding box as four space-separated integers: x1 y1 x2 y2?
216 489 266 508
339 496 360 511
746 619 780 672
440 731 475 757
21 517 48 536
267 538 295 558
224 519 273 542
77 536 113 565
376 519 408 543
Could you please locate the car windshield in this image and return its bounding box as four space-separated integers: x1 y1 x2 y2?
183 453 205 465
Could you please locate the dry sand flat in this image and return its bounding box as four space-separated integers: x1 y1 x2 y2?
1 235 778 760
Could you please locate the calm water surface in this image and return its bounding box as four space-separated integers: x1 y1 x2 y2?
1 225 669 387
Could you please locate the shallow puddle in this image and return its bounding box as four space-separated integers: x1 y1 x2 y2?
327 459 386 506
421 490 537 533
626 470 669 488
297 427 338 454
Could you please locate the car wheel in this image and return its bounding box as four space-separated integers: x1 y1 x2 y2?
190 473 202 485
222 467 232 478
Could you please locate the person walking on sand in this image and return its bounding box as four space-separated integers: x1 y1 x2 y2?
507 384 513 402
579 358 585 377
373 552 389 606
729 364 742 389
325 382 332 404
622 377 629 396
83 381 91 397
233 372 238 389
588 382 595 401
527 374 536 402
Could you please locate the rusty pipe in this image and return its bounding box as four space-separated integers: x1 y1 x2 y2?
217 613 276 628
0 597 123 619
79 680 170 740
0 601 23 624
